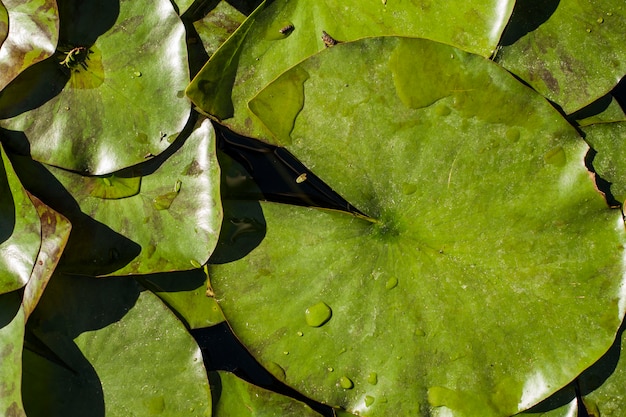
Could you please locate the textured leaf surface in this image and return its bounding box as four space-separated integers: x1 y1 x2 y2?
22 195 71 319
0 0 58 92
0 0 190 174
210 37 626 416
212 371 322 416
570 94 626 127
0 292 26 417
191 0 246 59
186 0 514 140
0 1 8 48
38 117 221 276
575 323 626 416
23 274 211 417
0 144 40 294
495 0 626 113
583 122 626 202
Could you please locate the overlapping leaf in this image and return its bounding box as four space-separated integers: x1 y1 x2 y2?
582 122 626 203
0 144 40 294
18 117 222 276
0 1 8 48
209 37 626 416
186 0 515 140
22 195 71 319
0 0 59 92
139 267 225 329
211 371 322 416
23 274 211 417
0 292 26 417
0 0 190 174
495 0 626 114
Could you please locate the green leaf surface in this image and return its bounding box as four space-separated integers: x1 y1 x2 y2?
211 371 322 416
582 122 626 203
22 194 71 319
186 0 515 140
0 0 59 92
0 144 40 294
495 0 626 114
0 0 190 174
191 0 246 59
570 94 626 127
0 292 26 417
210 37 626 416
0 1 8 48
173 0 195 15
23 274 211 417
575 322 626 416
139 267 225 329
36 117 221 276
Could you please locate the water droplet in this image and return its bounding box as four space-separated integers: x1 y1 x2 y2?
401 183 417 195
174 179 182 193
586 27 592 33
339 376 354 389
190 259 202 268
607 11 613 16
296 173 307 183
133 71 142 77
385 277 398 290
102 177 112 187
365 395 375 407
305 301 332 327
597 17 604 23
367 372 378 385
296 331 304 337
327 367 334 372
544 146 566 167
283 351 289 355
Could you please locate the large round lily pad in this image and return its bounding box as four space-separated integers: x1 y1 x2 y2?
186 0 514 140
209 37 626 416
0 0 190 174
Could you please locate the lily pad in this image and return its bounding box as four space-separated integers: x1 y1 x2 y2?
0 143 40 294
190 0 247 59
0 0 190 174
186 0 514 140
569 94 626 127
35 117 221 276
23 274 211 417
0 2 7 48
495 0 626 114
0 292 26 417
0 0 59 92
211 371 322 416
582 122 626 202
22 194 71 319
138 267 225 329
210 37 626 416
